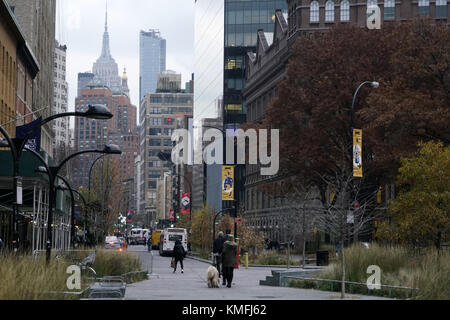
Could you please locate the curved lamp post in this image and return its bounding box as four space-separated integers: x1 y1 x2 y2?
26 144 121 262
0 104 112 250
88 155 106 201
56 180 88 246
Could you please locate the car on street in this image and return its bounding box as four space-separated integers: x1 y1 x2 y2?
105 236 121 249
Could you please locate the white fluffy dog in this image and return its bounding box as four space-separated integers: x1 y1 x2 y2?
206 266 220 288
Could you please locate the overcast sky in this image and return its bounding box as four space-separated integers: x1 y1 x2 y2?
56 0 195 114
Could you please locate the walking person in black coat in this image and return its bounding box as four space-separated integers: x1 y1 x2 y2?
222 234 238 288
213 231 225 278
173 239 186 273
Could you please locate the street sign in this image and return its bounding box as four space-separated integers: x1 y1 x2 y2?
169 209 174 221
16 176 22 205
181 193 190 214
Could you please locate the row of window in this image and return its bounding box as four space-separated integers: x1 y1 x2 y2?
148 117 175 126
309 0 447 23
148 107 192 114
149 128 173 136
148 96 192 104
149 138 173 147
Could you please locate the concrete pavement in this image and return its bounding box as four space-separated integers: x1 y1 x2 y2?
124 246 390 300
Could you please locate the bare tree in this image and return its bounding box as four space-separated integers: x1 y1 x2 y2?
313 168 380 298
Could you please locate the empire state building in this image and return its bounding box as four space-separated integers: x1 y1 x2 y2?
91 6 125 94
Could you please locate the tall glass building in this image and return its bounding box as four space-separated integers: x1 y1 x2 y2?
194 0 288 212
139 29 167 103
194 0 287 126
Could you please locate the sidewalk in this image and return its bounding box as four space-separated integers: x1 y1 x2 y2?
124 247 391 300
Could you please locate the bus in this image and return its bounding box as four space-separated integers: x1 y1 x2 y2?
159 228 187 256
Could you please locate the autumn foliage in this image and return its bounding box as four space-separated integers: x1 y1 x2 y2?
376 141 450 249
262 19 450 194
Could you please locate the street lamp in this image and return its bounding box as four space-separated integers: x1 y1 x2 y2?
194 125 239 239
350 81 379 130
56 182 89 246
0 104 113 250
29 144 121 262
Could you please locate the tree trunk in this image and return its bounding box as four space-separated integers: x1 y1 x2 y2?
302 210 306 268
341 244 345 299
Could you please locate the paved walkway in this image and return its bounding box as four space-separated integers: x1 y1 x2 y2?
125 246 390 300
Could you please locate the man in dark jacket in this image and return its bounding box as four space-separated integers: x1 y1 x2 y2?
222 234 238 288
213 231 225 278
173 239 186 273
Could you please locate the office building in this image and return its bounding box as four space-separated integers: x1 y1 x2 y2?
139 29 166 102
77 72 95 97
52 40 69 160
194 0 288 214
139 72 192 224
6 0 56 155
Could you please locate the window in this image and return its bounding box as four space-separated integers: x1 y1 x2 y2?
149 171 161 178
436 0 447 18
325 1 335 22
149 139 161 146
384 0 395 20
340 0 350 21
149 128 162 136
418 0 429 16
310 1 319 22
367 0 377 11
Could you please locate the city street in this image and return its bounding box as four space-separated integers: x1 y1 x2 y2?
125 246 390 300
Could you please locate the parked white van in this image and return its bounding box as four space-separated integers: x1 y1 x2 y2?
159 228 187 256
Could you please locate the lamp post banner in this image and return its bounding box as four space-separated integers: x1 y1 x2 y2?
222 166 234 201
353 129 363 177
181 193 190 214
15 117 42 151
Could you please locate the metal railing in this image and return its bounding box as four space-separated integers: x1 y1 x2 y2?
280 275 419 299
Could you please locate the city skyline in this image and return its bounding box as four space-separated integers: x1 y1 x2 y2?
56 0 194 114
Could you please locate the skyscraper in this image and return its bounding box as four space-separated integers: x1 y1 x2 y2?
139 72 192 225
52 40 70 164
72 6 137 190
92 5 124 95
139 29 166 103
194 0 288 211
6 0 56 156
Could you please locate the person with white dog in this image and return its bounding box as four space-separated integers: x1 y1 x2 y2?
222 234 238 288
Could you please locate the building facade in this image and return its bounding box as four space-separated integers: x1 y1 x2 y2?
139 72 193 225
52 40 69 160
194 0 288 216
7 0 56 156
77 72 95 97
287 0 448 43
72 85 138 189
139 29 167 102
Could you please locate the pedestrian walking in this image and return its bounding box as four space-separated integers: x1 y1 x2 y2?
173 239 185 273
213 231 226 277
222 234 238 288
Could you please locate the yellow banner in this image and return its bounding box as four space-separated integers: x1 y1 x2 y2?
222 166 235 200
353 129 363 177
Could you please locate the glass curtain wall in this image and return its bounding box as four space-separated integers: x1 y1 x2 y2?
224 0 287 125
